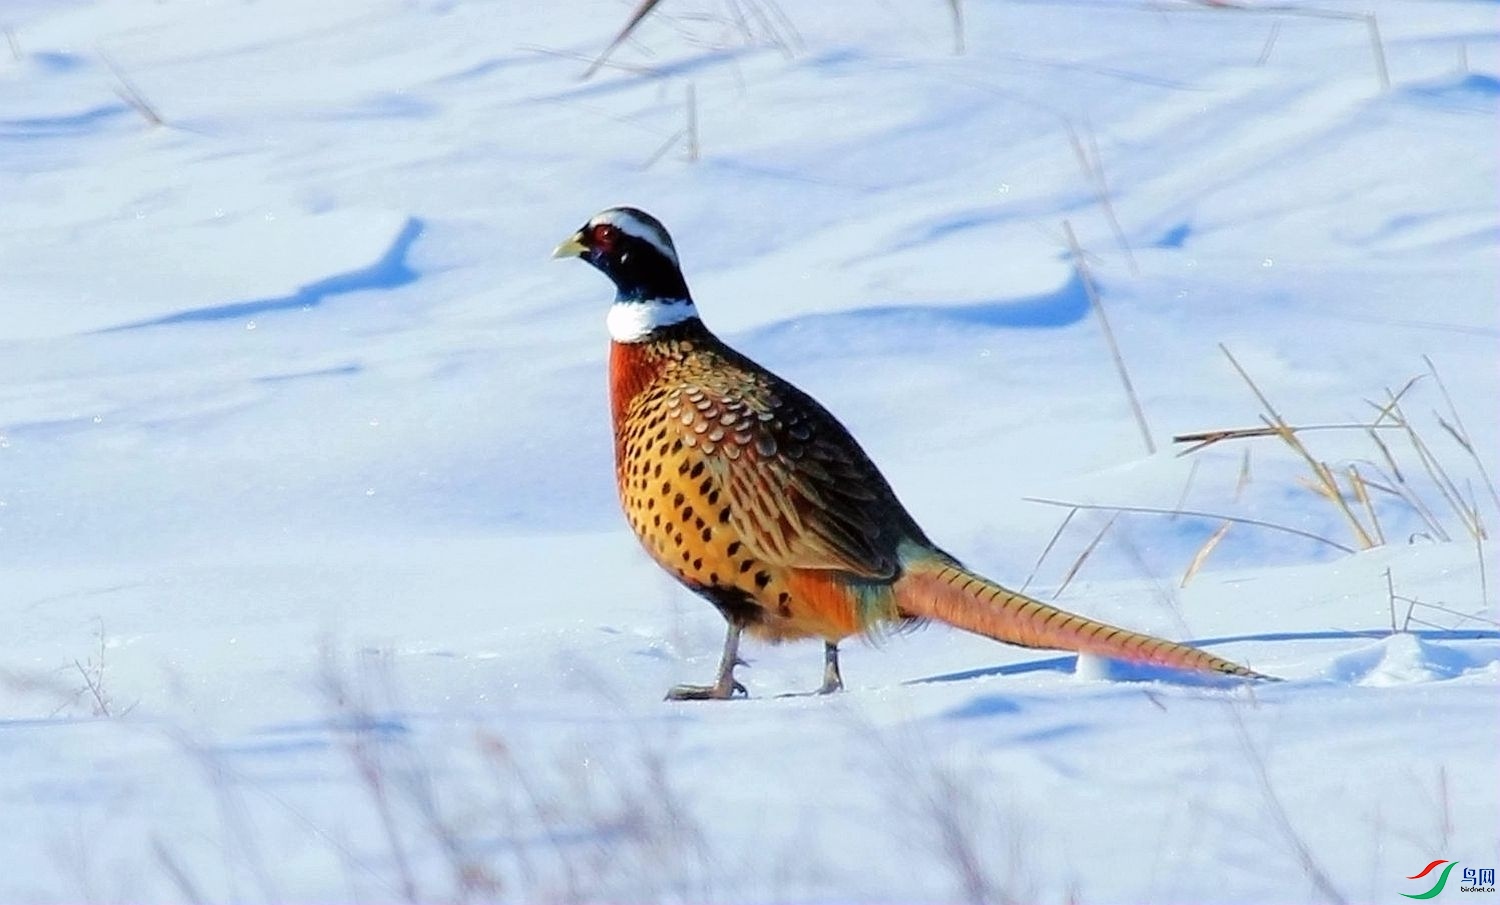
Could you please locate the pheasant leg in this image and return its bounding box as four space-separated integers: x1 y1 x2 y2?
815 642 844 695
666 622 747 700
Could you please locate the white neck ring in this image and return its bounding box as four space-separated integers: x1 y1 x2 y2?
607 299 698 342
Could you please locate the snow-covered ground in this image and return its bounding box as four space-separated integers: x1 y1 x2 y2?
1 0 1497 901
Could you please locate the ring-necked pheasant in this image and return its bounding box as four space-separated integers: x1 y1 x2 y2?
553 207 1266 699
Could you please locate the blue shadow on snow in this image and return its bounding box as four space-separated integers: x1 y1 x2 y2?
0 103 132 139
1407 73 1500 99
750 272 1091 345
1153 222 1192 249
99 217 424 332
908 628 1500 685
32 52 85 73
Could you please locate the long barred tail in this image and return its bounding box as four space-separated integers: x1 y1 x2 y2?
895 553 1269 679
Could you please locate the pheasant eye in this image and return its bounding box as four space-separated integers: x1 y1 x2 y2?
592 224 620 247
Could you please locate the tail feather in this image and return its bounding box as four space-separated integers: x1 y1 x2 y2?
896 555 1268 679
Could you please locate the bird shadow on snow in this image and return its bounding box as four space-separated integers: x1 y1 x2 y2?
95 217 425 333
908 628 1500 688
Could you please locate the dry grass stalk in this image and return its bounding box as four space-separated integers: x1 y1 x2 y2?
1218 344 1375 549
730 0 801 57
685 82 699 162
1365 374 1423 425
1364 424 1403 482
947 0 966 54
1365 14 1391 91
1020 506 1077 593
1411 598 1499 629
1065 123 1139 276
1376 391 1484 541
1181 520 1232 588
152 836 206 904
1359 445 1449 541
640 128 687 169
1347 465 1385 545
584 0 664 79
69 620 134 718
1437 765 1452 849
1062 220 1155 454
1256 20 1281 65
587 0 801 79
865 725 1027 905
99 52 164 126
5 27 19 62
1177 2 1388 94
521 43 659 76
1225 704 1348 905
1053 513 1118 599
1172 456 1201 517
639 84 701 169
1180 355 1493 550
1296 473 1336 502
1384 568 1399 633
1235 446 1253 500
1174 422 1397 456
1024 496 1356 554
1474 499 1490 611
1424 355 1500 512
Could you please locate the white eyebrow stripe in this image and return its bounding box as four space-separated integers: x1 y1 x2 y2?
589 209 679 265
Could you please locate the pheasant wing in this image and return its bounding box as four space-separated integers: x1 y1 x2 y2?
680 361 921 581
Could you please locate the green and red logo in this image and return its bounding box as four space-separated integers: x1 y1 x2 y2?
1403 860 1459 899
1403 860 1496 898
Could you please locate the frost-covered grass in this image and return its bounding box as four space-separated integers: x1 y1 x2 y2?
1 0 1496 901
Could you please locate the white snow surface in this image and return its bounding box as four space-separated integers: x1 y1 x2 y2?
1 0 1497 902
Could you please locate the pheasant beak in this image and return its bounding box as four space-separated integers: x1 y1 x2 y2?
551 231 588 260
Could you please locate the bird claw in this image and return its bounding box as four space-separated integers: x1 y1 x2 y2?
664 679 747 701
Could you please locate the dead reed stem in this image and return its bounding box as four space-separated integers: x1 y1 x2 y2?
1024 496 1355 554
1175 422 1398 456
1256 20 1281 65
1020 507 1077 593
1219 344 1375 549
1065 123 1139 275
1424 355 1500 513
685 83 699 161
99 51 163 125
1054 513 1118 599
1062 220 1155 455
1365 14 1390 92
1181 520 1232 588
1226 704 1348 905
946 0 965 54
585 0 664 79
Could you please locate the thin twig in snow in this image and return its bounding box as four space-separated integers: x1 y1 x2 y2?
1365 14 1390 92
1020 507 1077 594
1053 514 1119 599
1023 496 1355 554
1256 20 1281 65
1062 220 1155 454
